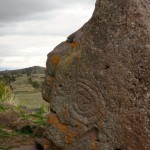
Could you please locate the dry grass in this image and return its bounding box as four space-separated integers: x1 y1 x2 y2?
7 74 49 109
14 92 48 108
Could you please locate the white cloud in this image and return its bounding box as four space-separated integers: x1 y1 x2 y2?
0 0 96 70
0 35 65 57
0 56 46 69
0 0 95 24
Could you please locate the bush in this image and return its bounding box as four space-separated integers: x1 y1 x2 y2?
32 81 39 89
28 77 39 89
28 77 32 84
27 72 31 77
2 75 16 84
10 76 16 82
0 81 12 102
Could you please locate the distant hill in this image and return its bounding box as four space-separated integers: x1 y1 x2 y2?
0 66 45 75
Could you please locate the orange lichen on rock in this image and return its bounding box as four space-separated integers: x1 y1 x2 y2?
58 123 68 132
52 55 61 64
70 42 78 49
49 114 59 127
92 142 97 150
49 113 68 133
65 131 75 144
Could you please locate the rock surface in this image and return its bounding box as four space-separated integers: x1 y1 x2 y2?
42 0 150 149
12 145 39 150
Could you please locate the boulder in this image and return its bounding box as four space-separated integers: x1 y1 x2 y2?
0 109 19 128
42 0 150 149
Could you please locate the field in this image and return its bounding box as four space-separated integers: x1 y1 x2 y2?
4 74 49 109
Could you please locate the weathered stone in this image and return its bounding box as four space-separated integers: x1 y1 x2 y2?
42 0 150 149
12 145 38 150
36 138 60 150
0 110 19 128
12 118 36 132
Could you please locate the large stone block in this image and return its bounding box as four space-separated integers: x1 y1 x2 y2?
42 0 150 149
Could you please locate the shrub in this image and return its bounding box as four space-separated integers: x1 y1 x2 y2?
2 74 16 84
28 77 32 84
32 81 39 89
10 75 16 82
0 81 12 102
27 72 31 77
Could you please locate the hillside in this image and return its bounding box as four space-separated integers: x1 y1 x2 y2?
12 74 48 108
0 69 48 149
0 66 47 108
0 66 45 76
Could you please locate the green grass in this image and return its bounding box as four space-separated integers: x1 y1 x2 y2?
4 74 49 109
0 73 48 149
0 81 12 102
32 105 48 126
0 127 10 139
17 105 48 127
0 127 32 149
0 105 9 112
0 126 17 140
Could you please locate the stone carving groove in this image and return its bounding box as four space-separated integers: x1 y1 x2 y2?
71 78 103 125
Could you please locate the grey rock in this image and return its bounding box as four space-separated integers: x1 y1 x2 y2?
43 0 150 149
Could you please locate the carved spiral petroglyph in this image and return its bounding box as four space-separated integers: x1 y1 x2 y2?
71 78 103 125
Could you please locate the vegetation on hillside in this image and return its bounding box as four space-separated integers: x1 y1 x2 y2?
0 71 49 149
0 81 12 102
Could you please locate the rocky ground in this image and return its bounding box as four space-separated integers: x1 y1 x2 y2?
0 102 48 150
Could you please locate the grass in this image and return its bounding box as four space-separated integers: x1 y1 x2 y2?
0 103 48 128
0 105 9 112
0 127 11 138
14 92 48 108
0 124 34 149
3 74 49 109
0 81 12 102
0 125 17 142
17 104 48 126
0 104 48 149
0 74 49 149
31 107 47 126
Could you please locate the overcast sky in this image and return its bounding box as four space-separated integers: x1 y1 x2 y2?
0 0 95 71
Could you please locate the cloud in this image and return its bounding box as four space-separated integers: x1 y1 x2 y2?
0 56 46 69
0 0 95 36
0 0 59 23
0 35 65 57
0 0 95 24
0 0 96 70
0 7 93 36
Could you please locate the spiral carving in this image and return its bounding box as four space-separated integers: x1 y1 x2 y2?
71 78 103 125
